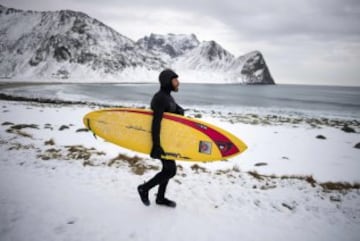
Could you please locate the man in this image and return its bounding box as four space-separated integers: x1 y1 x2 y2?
137 69 184 208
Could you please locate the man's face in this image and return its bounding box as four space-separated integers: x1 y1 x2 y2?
172 78 180 92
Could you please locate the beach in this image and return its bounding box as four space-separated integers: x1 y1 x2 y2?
0 91 359 241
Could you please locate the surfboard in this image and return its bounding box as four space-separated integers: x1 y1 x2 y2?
83 108 247 162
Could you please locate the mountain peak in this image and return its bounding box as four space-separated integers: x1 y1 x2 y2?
240 51 275 85
198 40 234 61
137 33 200 59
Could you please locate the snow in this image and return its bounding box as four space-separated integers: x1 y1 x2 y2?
173 41 235 71
0 11 40 42
137 33 200 61
0 99 359 241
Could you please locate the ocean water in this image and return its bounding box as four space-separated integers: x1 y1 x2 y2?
1 83 360 119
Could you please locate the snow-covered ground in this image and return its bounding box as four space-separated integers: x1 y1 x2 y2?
0 100 359 241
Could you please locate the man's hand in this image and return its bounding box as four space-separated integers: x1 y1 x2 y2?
150 144 165 159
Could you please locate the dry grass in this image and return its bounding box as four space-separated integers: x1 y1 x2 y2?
6 124 39 138
8 142 36 151
65 145 104 160
191 164 208 174
108 154 159 175
272 173 316 187
246 170 360 192
320 182 360 191
280 175 317 187
248 171 264 180
108 154 143 167
37 148 62 160
44 139 55 146
37 145 105 162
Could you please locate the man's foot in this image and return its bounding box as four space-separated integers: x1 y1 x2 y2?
156 197 176 208
137 185 150 206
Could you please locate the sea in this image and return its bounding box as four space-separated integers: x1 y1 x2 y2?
1 83 360 119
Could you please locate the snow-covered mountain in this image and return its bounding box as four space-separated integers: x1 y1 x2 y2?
170 40 274 84
173 40 236 71
137 33 200 61
0 5 165 81
239 51 275 85
0 5 275 84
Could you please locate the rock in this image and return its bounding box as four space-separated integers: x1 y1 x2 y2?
316 135 326 140
255 162 268 167
282 203 295 211
76 128 89 133
330 195 342 202
59 125 69 131
342 125 355 133
44 139 55 146
354 143 360 149
10 124 39 130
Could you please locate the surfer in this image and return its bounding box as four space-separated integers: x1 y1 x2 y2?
137 69 184 208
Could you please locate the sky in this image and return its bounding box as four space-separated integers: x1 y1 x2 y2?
1 0 360 86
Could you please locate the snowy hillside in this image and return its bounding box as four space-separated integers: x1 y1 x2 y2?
173 40 235 71
0 98 359 241
137 33 200 61
0 5 164 81
0 5 274 84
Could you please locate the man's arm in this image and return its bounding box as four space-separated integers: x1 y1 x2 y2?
175 104 184 116
150 97 166 159
152 105 164 146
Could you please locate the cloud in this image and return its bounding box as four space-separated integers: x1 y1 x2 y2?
5 0 359 42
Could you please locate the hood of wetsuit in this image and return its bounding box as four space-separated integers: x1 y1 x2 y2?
159 69 178 93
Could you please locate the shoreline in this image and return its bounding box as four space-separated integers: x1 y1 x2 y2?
2 79 360 88
1 98 359 182
1 91 359 133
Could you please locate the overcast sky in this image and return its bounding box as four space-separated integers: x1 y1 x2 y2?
2 0 360 86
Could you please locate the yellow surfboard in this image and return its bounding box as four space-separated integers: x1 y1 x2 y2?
83 108 247 162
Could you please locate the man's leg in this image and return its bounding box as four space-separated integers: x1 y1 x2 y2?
156 159 177 207
138 159 176 206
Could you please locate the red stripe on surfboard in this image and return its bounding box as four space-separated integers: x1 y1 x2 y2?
163 114 239 157
106 109 239 157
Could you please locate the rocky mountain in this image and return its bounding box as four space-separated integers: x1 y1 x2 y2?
239 51 275 85
0 5 164 80
169 40 274 84
172 40 236 71
0 5 274 84
137 33 200 61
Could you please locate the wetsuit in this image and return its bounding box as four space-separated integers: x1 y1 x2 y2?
138 69 183 207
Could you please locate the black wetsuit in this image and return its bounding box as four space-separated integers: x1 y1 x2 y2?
138 69 183 206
